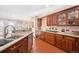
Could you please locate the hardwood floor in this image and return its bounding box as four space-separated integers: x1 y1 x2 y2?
31 38 65 53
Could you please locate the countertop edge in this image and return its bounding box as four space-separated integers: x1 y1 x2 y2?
41 31 79 38
0 31 33 52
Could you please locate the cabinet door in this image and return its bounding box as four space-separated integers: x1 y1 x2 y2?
28 34 33 52
37 18 42 27
61 39 65 50
46 32 55 45
2 38 28 53
2 41 21 53
19 44 26 53
52 13 58 25
2 46 19 53
47 14 58 26
56 34 67 50
18 39 27 53
67 6 79 25
50 14 54 25
75 38 79 53
40 32 45 41
46 35 55 45
47 15 50 26
65 39 72 52
65 36 76 52
57 11 67 25
47 15 52 26
56 38 62 48
75 42 79 53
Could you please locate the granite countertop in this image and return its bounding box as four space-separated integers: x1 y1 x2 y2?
42 31 79 38
0 31 33 52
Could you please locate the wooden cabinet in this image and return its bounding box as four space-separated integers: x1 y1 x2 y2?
75 38 79 52
40 32 55 45
67 6 79 25
57 6 79 26
47 13 58 26
47 15 52 26
43 6 79 26
19 38 28 53
37 18 42 27
38 6 79 26
39 32 78 53
57 11 68 25
56 35 76 52
52 13 58 25
45 32 55 45
55 34 64 49
39 32 46 41
27 34 33 52
2 37 28 53
64 36 76 52
2 33 33 53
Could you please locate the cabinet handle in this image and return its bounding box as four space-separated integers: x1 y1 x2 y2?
10 46 16 50
76 43 78 53
76 43 78 46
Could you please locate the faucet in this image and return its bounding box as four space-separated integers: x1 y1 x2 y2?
4 25 16 38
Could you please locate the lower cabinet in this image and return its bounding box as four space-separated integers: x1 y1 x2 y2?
27 34 33 52
39 32 78 53
19 38 28 53
2 37 28 53
55 34 64 49
56 35 76 52
65 36 76 52
75 38 79 53
2 33 33 53
45 32 55 45
40 32 55 45
39 32 46 41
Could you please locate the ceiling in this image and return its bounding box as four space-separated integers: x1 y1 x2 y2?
0 5 76 20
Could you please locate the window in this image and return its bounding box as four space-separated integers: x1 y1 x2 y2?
0 19 4 36
7 20 16 33
15 21 23 30
8 20 15 26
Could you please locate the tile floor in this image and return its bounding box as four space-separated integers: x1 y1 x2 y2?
31 38 65 53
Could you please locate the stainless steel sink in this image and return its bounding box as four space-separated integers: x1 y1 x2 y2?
0 39 13 46
0 35 23 46
7 35 22 39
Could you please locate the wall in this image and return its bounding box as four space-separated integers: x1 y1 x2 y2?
41 17 47 31
40 17 79 33
46 26 79 33
0 17 34 38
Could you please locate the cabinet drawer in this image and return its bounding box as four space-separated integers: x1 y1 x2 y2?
56 34 63 39
64 36 75 40
46 32 55 36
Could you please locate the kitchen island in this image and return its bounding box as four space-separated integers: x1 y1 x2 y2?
0 31 33 53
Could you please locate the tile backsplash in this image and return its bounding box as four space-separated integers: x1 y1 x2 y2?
41 26 79 33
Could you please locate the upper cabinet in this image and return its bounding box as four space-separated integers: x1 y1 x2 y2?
47 13 58 26
53 13 58 25
57 11 67 25
67 6 79 25
47 14 52 26
41 6 79 26
68 9 78 20
58 6 79 26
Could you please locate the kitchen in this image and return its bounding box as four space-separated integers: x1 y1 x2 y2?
0 5 79 53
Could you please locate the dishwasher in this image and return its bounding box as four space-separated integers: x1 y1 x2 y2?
27 33 33 52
